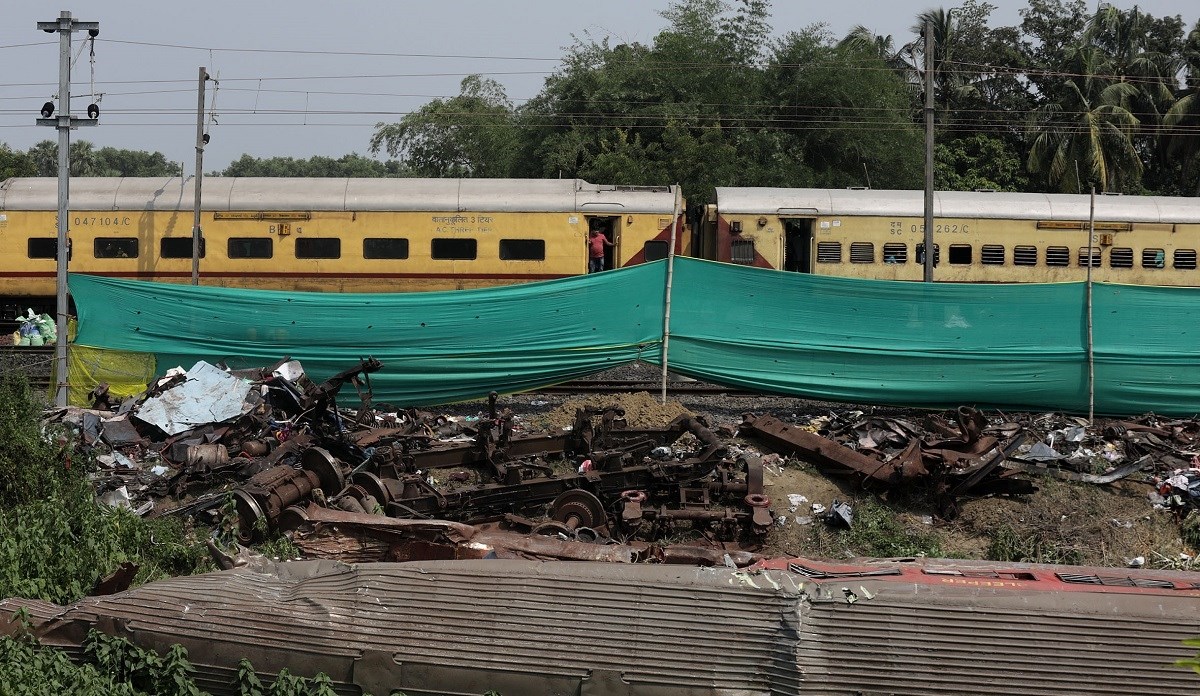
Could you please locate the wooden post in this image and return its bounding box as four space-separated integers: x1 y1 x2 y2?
660 185 681 405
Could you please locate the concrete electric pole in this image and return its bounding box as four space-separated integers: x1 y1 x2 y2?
192 67 210 286
922 19 935 284
36 11 99 408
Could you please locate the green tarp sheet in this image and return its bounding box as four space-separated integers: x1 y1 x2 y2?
70 258 1200 415
70 267 664 405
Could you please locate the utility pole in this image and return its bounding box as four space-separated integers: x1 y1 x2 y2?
922 19 935 283
36 11 99 408
192 67 210 285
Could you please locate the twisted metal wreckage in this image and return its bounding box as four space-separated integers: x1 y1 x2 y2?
14 356 1200 695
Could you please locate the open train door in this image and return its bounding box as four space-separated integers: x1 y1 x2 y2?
585 215 620 271
781 218 814 272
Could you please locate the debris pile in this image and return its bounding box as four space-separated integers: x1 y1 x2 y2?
50 357 773 569
51 358 1200 575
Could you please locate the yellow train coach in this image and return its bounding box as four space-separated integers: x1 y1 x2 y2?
705 187 1200 285
0 177 685 319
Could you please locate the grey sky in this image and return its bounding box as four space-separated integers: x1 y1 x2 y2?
1 1 1194 171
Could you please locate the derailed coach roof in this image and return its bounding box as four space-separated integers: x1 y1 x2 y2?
0 177 678 214
713 186 1200 223
2 559 803 696
4 557 1200 695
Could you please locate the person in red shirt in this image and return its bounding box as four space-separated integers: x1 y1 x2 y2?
588 228 614 273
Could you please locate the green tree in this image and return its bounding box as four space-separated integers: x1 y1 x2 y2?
93 146 180 177
1026 46 1143 193
1163 21 1200 193
767 27 924 190
220 153 406 178
369 75 518 177
28 140 102 176
0 143 35 179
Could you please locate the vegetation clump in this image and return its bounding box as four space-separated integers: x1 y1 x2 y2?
0 375 209 605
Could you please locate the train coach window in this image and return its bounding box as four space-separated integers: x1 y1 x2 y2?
981 245 1005 265
296 238 341 259
27 238 59 259
1078 247 1101 267
731 239 756 265
883 243 907 263
431 238 477 260
1142 248 1165 269
643 240 669 262
1110 248 1133 268
816 242 842 263
850 242 874 263
161 237 205 258
1174 249 1197 270
1014 246 1038 266
948 244 973 264
364 238 409 259
228 238 273 259
1045 246 1070 267
499 239 546 261
94 238 138 259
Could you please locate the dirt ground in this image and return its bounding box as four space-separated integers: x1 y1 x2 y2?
467 384 1198 572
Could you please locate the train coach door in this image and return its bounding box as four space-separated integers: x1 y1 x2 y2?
586 216 619 271
782 218 814 272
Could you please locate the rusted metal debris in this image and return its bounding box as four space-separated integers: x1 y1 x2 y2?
739 406 1200 521
48 357 773 571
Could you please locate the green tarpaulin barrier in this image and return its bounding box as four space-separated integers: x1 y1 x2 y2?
70 267 664 406
69 258 1200 415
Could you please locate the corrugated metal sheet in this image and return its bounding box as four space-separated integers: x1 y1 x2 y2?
714 187 1200 223
4 558 1198 695
0 177 678 214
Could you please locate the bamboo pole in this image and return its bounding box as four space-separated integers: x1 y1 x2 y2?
660 185 681 405
1087 187 1095 423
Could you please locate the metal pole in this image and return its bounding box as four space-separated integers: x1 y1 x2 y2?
922 19 935 283
1086 187 1096 423
192 67 208 285
37 12 98 408
660 185 681 405
53 13 71 407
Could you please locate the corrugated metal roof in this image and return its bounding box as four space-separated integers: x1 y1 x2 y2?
0 177 677 213
714 187 1200 223
5 557 1199 695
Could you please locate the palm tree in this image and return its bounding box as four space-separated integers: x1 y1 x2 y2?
1027 46 1143 193
1163 22 1200 193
